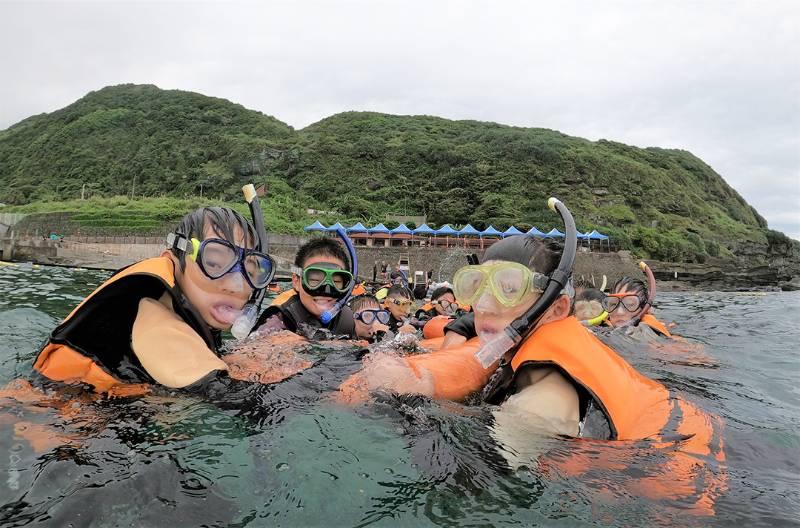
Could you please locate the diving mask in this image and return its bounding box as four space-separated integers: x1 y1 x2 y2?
168 233 274 290
603 293 643 313
354 309 391 325
293 263 354 299
453 262 549 308
432 299 458 315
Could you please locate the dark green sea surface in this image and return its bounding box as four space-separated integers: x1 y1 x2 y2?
0 265 798 527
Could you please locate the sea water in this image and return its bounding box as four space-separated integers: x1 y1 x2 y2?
0 265 798 527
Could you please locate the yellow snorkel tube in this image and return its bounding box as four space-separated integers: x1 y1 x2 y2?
586 310 609 327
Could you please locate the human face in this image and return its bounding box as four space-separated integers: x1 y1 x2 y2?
385 296 413 319
606 286 642 327
432 292 457 316
574 299 604 322
173 224 254 330
470 260 541 345
353 305 389 339
292 254 348 318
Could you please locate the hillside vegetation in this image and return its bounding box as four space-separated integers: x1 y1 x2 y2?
0 84 787 263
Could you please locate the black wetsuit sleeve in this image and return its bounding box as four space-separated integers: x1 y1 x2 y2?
444 312 476 339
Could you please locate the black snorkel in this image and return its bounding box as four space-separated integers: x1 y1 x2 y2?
478 197 577 402
631 261 657 325
231 184 275 339
320 227 358 325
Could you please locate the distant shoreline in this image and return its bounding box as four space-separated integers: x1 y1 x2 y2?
2 235 797 292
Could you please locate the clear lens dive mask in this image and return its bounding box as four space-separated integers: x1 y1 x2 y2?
603 293 643 313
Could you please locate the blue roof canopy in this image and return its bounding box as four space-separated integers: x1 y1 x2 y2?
412 223 436 235
527 227 546 237
502 226 524 237
391 223 413 235
587 229 609 240
545 228 565 238
304 220 327 232
435 224 458 236
458 224 480 236
368 223 391 234
481 225 503 237
325 222 346 232
347 222 368 233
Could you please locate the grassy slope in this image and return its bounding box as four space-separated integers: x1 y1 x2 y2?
0 85 785 262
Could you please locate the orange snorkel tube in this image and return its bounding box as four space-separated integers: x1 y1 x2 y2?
633 261 657 325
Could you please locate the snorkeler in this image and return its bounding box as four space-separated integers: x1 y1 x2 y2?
573 280 608 326
415 286 459 320
382 285 416 334
252 237 358 339
606 262 671 336
339 199 713 441
34 204 275 394
350 294 391 343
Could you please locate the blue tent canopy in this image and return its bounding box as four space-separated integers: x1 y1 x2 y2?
587 229 609 240
304 220 327 232
527 227 546 237
458 224 480 236
481 225 503 237
347 222 368 233
577 231 590 239
545 228 565 238
368 223 391 234
325 222 346 233
435 224 458 236
502 226 524 237
412 223 436 235
391 223 413 235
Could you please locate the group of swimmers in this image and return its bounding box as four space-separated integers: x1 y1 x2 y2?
28 193 725 512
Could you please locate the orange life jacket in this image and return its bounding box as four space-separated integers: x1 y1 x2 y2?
33 257 218 395
510 316 726 515
422 315 453 339
640 313 672 337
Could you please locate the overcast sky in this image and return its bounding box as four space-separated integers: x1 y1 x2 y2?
1 0 798 238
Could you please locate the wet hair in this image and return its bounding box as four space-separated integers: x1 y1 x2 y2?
575 287 605 303
171 207 258 270
482 236 561 275
611 277 648 303
295 237 349 269
386 284 412 300
350 294 380 313
431 286 454 301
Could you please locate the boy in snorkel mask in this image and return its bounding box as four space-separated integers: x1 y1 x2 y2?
382 284 417 334
34 207 274 393
252 237 357 339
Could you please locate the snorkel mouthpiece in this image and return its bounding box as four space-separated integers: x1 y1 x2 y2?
477 196 578 380
320 227 358 324
585 310 609 327
231 183 274 339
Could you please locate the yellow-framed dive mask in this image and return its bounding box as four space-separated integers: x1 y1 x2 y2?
452 262 548 308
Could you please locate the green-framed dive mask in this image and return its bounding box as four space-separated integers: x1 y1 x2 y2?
292 263 354 299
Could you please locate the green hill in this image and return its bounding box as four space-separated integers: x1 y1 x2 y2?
0 84 793 264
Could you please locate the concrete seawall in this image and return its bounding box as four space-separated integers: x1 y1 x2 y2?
1 235 650 288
